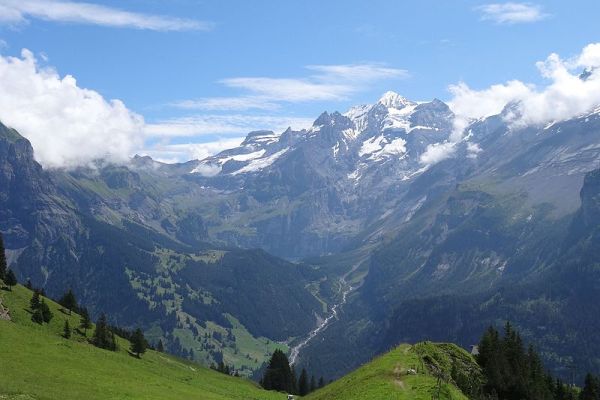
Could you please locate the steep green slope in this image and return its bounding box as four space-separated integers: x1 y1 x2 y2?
305 342 481 400
0 284 282 400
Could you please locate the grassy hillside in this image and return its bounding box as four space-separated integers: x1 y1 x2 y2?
305 342 481 400
0 284 283 400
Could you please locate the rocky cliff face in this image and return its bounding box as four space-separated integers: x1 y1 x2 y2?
0 122 81 286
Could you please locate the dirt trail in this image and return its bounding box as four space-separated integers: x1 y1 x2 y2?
394 364 406 390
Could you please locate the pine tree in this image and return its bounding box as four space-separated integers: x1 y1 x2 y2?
63 320 71 339
477 323 562 400
30 290 41 311
59 289 78 315
25 279 32 290
318 376 325 388
156 339 164 353
310 375 316 393
0 232 7 281
92 313 116 350
129 328 147 358
4 269 17 290
110 331 118 351
580 374 600 400
40 299 53 323
261 349 295 393
31 308 43 324
79 307 92 336
298 368 309 396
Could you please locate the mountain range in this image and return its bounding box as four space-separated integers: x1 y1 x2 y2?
2 90 600 382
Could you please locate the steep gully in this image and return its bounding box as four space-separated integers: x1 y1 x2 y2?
289 263 363 365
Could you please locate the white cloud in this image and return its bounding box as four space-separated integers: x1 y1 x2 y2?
0 0 211 31
448 80 533 139
221 77 353 103
419 142 456 165
174 63 409 111
476 2 548 24
576 43 600 68
306 64 409 81
0 48 316 168
466 142 483 159
0 49 145 168
422 42 600 166
449 43 600 129
172 97 280 111
140 138 244 164
145 115 313 138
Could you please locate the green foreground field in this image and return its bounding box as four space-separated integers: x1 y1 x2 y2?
305 343 474 400
0 284 283 400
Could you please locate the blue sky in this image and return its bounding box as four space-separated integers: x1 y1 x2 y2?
1 0 600 165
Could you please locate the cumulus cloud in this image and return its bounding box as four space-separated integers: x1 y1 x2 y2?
476 2 548 24
450 43 600 129
173 63 409 111
421 42 600 166
0 0 211 31
419 142 456 165
447 80 533 140
0 49 145 168
0 48 318 167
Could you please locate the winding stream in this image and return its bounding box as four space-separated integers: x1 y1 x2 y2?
289 276 355 365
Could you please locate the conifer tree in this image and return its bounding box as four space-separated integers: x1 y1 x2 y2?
156 339 164 353
79 307 92 336
31 308 43 324
110 331 118 351
92 313 116 351
261 349 295 393
298 368 309 396
63 320 71 339
25 279 32 290
40 299 53 323
318 376 325 388
129 328 147 358
0 232 7 281
477 323 574 400
580 374 600 400
4 269 17 291
30 290 41 310
59 289 78 315
310 375 316 393
218 361 226 374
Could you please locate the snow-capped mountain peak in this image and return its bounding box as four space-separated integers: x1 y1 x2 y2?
189 92 454 178
378 91 415 109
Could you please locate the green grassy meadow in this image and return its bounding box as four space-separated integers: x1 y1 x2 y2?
0 284 284 400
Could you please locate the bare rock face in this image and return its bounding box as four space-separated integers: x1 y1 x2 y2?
0 122 81 290
0 297 10 321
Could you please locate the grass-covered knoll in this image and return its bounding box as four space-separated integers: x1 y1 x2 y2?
0 284 283 400
305 342 480 400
